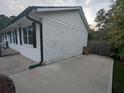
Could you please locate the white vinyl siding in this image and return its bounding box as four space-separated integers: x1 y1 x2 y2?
41 11 88 62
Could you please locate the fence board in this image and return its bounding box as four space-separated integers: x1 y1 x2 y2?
88 41 111 56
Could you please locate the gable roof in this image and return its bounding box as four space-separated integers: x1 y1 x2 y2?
1 6 90 32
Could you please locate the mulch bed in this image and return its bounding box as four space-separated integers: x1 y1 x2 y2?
0 74 16 93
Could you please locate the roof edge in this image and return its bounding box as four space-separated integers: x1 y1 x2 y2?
78 7 90 32
0 6 33 31
0 6 90 32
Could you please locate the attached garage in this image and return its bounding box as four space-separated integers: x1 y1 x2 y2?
0 6 89 64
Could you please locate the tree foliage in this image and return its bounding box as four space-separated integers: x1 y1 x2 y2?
106 0 124 55
91 0 124 57
94 9 106 31
0 15 15 30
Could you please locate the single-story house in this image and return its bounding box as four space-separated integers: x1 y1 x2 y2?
0 6 89 64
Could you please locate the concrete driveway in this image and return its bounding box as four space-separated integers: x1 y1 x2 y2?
11 55 113 93
0 54 35 75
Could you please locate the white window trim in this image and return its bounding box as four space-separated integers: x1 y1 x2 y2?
23 26 33 46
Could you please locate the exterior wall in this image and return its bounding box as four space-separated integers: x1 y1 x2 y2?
11 23 41 62
41 10 88 63
1 10 88 63
2 20 41 62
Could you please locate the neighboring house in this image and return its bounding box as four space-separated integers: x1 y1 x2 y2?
0 6 89 63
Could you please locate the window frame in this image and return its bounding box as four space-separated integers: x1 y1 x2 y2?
10 31 12 43
15 29 18 44
23 27 28 44
23 25 33 47
19 27 22 45
28 26 33 45
12 31 15 44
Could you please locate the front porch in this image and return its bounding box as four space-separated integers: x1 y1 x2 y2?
1 48 19 57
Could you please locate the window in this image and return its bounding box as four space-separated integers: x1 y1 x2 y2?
13 31 15 44
19 27 22 45
23 28 28 44
23 26 33 45
15 29 18 44
28 26 33 44
10 31 12 43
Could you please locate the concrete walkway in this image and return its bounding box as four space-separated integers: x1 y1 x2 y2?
0 54 35 75
11 55 113 93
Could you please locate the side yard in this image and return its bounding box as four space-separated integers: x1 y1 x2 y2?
113 60 124 93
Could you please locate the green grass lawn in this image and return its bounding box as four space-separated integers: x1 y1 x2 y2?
112 60 124 93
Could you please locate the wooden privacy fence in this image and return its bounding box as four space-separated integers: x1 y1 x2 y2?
87 41 111 56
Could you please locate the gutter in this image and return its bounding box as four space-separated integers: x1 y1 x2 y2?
26 7 45 69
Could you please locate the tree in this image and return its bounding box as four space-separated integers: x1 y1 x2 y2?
0 15 14 30
106 0 124 46
94 9 106 31
103 0 124 57
93 0 124 57
89 9 108 41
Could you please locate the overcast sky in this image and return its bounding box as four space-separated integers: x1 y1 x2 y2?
0 0 112 25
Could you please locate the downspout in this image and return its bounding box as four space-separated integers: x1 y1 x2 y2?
26 7 45 69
